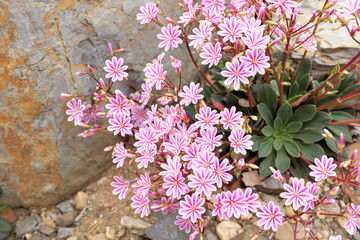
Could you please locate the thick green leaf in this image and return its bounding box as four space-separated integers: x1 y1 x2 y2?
258 103 274 126
259 137 274 157
249 135 265 152
297 141 324 162
0 218 12 240
290 105 316 122
330 111 354 122
285 121 302 133
302 111 331 129
325 137 338 153
283 140 300 157
339 84 360 97
289 158 308 178
293 129 323 143
275 147 291 172
273 138 283 151
297 73 310 93
295 58 311 83
262 126 274 137
273 117 283 131
338 73 355 92
277 103 292 124
270 80 280 96
328 125 352 142
203 85 215 101
259 150 276 176
316 95 338 107
184 104 196 121
257 84 278 114
227 93 242 111
288 82 299 99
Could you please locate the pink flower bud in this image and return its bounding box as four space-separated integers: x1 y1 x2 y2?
350 25 359 36
104 146 113 152
108 42 113 56
170 56 182 74
322 129 334 139
351 150 358 161
99 78 107 90
76 72 86 76
166 17 173 24
87 65 93 74
77 122 90 128
60 93 72 99
329 186 339 196
270 38 281 47
324 199 335 205
339 133 344 151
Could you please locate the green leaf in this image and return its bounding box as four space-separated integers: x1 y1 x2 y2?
293 129 323 143
259 150 276 176
257 84 278 114
283 140 300 157
288 82 299 98
0 218 12 240
328 125 352 142
203 85 215 101
295 58 311 83
290 105 316 122
277 103 292 124
330 111 354 122
270 80 280 96
289 158 308 178
259 137 274 157
297 141 324 162
338 73 355 92
302 111 331 129
273 117 283 131
184 104 196 121
297 73 310 92
275 147 291 172
262 126 274 137
316 95 338 107
285 121 302 133
258 103 274 126
325 137 338 153
250 135 266 152
273 138 283 151
227 93 241 111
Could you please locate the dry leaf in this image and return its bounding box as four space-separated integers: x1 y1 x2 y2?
241 171 266 188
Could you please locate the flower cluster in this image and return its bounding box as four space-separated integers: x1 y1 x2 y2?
62 0 360 239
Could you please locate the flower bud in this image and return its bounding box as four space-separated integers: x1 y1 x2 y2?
104 146 113 152
60 93 72 99
339 133 345 152
99 78 107 90
350 150 358 161
87 65 93 74
336 13 348 25
247 163 259 170
324 199 335 205
77 122 90 128
329 186 339 196
322 129 334 139
76 71 86 76
108 42 113 56
350 25 359 36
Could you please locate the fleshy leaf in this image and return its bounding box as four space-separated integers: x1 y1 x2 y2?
302 111 331 129
203 85 215 101
290 105 316 122
328 125 352 142
273 117 283 131
259 150 276 176
250 135 266 152
262 126 274 137
273 138 283 151
297 141 324 162
293 129 323 143
258 103 274 126
277 103 292 124
283 140 300 157
259 137 274 157
289 158 308 178
257 84 278 114
285 121 302 133
275 147 290 172
330 111 354 122
0 218 12 240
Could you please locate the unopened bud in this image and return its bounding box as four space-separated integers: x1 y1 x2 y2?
60 93 72 99
166 17 174 24
104 146 113 152
351 150 358 161
325 0 338 9
175 2 184 8
247 163 259 170
350 25 359 36
329 186 339 196
77 122 90 128
322 129 334 139
339 133 345 151
336 13 348 25
87 65 93 74
76 71 86 76
99 78 107 90
324 199 336 205
108 42 113 56
270 37 281 47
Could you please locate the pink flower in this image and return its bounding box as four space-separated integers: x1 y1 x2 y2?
345 203 360 235
242 29 270 50
221 58 251 90
160 155 182 176
131 194 150 218
240 188 261 215
112 142 132 168
103 57 128 82
131 105 149 127
240 49 270 76
157 24 183 51
270 167 284 183
66 98 85 126
299 33 317 52
188 167 217 198
220 106 244 131
195 106 220 130
268 0 299 15
174 215 196 233
189 21 214 50
133 173 153 196
170 55 182 74
196 127 222 151
82 104 103 123
111 176 129 200
134 127 159 152
135 149 156 169
136 2 158 24
179 194 206 223
163 133 189 155
192 151 217 170
106 96 131 116
179 4 198 26
202 0 225 13
229 129 253 155
200 42 222 67
144 61 167 90
256 201 284 231
303 182 319 212
179 82 204 106
309 155 337 182
329 236 342 240
212 192 228 220
107 114 133 136
280 177 313 211
151 197 179 215
338 0 360 16
221 190 247 218
212 158 233 187
163 172 189 199
218 16 243 43
203 6 223 23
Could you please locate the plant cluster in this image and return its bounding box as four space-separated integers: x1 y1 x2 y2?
62 0 360 239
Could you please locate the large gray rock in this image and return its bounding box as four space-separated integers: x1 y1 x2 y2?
0 0 199 208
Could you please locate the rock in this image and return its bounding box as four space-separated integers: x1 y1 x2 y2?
57 227 75 239
346 187 360 205
42 218 56 229
322 201 341 214
105 226 115 240
205 232 219 240
145 213 191 240
117 226 126 238
67 237 78 240
264 177 283 190
121 216 152 230
0 0 200 209
54 211 77 227
260 193 285 213
15 216 38 236
74 191 88 210
274 222 294 240
39 224 56 236
335 217 347 229
285 205 295 217
31 232 52 240
215 221 243 240
93 233 107 240
295 223 306 240
237 224 267 240
56 200 75 213
0 206 17 223
322 230 329 238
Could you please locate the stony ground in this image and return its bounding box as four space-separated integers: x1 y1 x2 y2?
6 142 360 240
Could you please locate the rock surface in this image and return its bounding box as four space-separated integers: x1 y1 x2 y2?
15 216 38 236
215 221 243 240
0 0 199 208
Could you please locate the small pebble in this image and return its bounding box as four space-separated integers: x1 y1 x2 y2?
74 191 88 210
105 226 115 240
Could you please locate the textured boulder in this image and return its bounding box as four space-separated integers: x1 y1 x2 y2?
0 0 198 207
